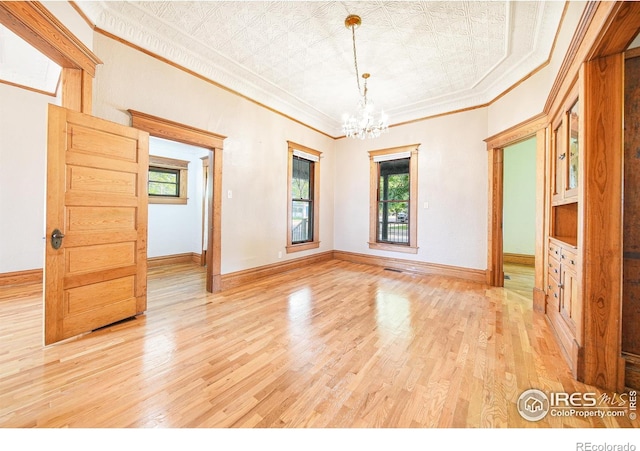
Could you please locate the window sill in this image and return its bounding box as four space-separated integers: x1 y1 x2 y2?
286 241 320 253
368 242 418 254
149 197 187 205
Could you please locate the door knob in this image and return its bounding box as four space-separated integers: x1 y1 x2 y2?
51 229 65 250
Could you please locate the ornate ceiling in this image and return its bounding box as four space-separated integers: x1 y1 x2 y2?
75 1 565 136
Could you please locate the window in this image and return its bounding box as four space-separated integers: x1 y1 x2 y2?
148 155 189 204
377 158 410 244
287 141 321 253
149 167 180 197
369 144 419 253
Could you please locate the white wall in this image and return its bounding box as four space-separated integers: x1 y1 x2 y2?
334 108 489 270
503 138 537 256
0 1 86 274
1 1 587 277
147 137 209 258
92 33 335 275
487 1 587 136
0 84 58 273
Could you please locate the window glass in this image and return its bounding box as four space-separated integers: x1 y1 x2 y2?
286 142 321 253
377 158 410 244
291 156 313 243
149 167 180 197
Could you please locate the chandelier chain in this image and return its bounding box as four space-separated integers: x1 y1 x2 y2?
351 24 362 95
342 14 388 139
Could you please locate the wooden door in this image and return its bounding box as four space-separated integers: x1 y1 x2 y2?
45 104 149 345
623 55 640 356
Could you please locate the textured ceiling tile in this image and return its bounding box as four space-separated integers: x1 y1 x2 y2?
74 1 565 136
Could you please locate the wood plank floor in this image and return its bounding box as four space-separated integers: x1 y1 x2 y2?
504 263 535 300
0 260 636 428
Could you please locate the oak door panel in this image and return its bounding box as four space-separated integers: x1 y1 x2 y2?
45 104 148 345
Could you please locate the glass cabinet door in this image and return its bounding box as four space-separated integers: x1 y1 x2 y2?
552 123 563 201
567 100 579 192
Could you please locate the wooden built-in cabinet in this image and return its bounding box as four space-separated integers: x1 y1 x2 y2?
539 2 640 392
546 84 582 377
547 238 581 372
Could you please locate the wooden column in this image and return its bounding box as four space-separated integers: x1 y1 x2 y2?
61 68 93 113
486 147 504 287
582 54 624 391
532 127 548 312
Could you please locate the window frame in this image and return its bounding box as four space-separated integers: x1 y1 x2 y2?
148 155 189 204
286 141 321 253
368 144 419 254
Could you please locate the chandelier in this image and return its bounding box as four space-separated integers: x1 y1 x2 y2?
342 14 389 140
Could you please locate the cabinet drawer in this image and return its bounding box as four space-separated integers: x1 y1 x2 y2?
561 247 578 271
548 255 561 278
548 241 562 259
547 274 561 312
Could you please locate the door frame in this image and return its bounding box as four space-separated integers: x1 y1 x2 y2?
128 110 226 292
0 2 101 114
484 113 548 311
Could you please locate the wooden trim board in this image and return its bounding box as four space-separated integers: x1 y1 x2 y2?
0 269 43 287
220 251 334 291
148 253 201 268
333 251 486 284
503 253 535 266
2 250 486 289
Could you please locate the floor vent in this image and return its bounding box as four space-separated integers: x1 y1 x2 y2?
384 268 403 273
504 274 511 280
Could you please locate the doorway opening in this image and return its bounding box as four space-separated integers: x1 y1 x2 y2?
147 136 209 270
503 137 537 299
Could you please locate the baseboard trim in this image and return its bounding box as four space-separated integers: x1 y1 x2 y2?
533 287 546 313
0 253 202 286
221 251 334 291
0 268 43 287
503 253 535 266
332 250 486 283
148 252 201 267
1 251 485 289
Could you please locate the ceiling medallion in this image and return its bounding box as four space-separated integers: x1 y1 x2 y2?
342 14 388 140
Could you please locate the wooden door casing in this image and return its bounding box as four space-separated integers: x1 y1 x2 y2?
45 105 149 345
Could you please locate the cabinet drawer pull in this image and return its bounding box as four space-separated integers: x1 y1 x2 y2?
554 293 558 298
559 153 566 160
554 269 558 274
558 283 564 289
570 259 575 265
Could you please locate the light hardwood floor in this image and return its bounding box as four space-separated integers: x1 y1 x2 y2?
503 263 535 300
0 260 636 428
